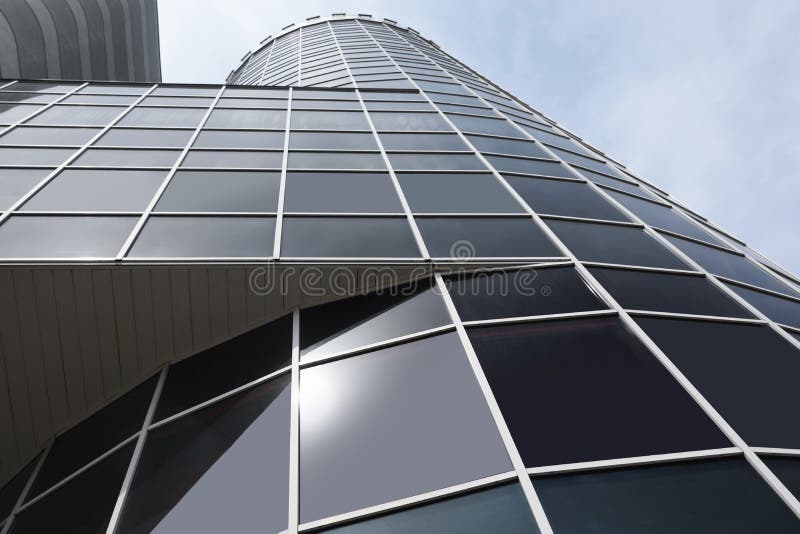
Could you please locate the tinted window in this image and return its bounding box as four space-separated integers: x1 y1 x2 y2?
369 111 451 131
575 167 650 197
321 483 539 534
281 217 420 258
0 126 99 145
73 149 181 167
762 456 800 501
448 266 606 321
193 130 284 149
0 147 76 165
182 150 283 169
485 155 572 178
591 268 752 317
27 105 125 126
284 172 401 213
0 216 136 258
22 169 166 212
547 219 687 269
117 377 290 534
398 173 521 213
291 110 369 130
289 132 376 150
205 109 286 129
129 216 275 258
299 332 511 522
726 283 800 329
418 217 560 258
468 317 728 467
155 171 280 213
118 108 206 128
467 134 550 159
0 455 39 522
534 458 800 533
637 318 800 448
287 151 384 170
379 133 467 151
97 128 193 148
664 235 792 295
506 175 628 221
0 169 52 210
446 114 520 137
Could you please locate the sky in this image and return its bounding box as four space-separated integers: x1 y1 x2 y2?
159 0 800 274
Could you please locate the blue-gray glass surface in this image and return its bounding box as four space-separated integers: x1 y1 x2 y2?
117 376 290 534
155 171 281 213
0 147 77 165
280 217 420 258
0 168 52 210
762 456 800 502
637 318 800 448
468 317 728 467
0 216 137 258
417 217 560 258
398 173 522 213
505 175 628 222
321 483 539 534
533 458 800 533
98 128 194 148
725 282 800 329
0 126 100 145
299 332 511 522
284 172 402 213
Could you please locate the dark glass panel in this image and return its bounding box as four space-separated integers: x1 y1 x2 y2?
284 172 401 213
289 131 376 150
369 111 451 131
485 155 572 178
379 133 467 151
505 175 628 221
291 110 369 130
287 151 384 170
0 168 51 210
0 216 136 258
0 104 42 123
534 458 800 533
322 483 539 534
129 216 275 258
726 283 800 329
97 128 193 148
117 377 290 534
7 82 80 93
0 126 100 145
193 130 285 149
155 315 292 420
637 317 800 448
762 456 800 501
73 148 181 167
664 235 792 295
574 166 651 197
0 455 39 522
398 173 521 213
417 217 561 259
448 266 606 321
29 376 157 498
299 332 511 522
547 219 687 269
387 152 485 170
0 147 76 165
27 105 125 126
118 107 206 128
21 169 165 212
155 171 280 213
446 114 521 137
301 279 451 360
281 217 420 258
591 268 752 317
182 150 283 169
205 109 286 129
10 444 134 534
468 317 728 467
467 134 550 159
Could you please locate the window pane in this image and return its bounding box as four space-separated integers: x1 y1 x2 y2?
291 110 369 130
27 105 125 126
96 128 193 148
301 280 451 361
119 107 206 127
0 169 52 210
547 219 687 269
129 216 275 258
284 172 401 213
485 155 571 178
0 126 99 145
417 217 561 258
289 131 376 150
194 130 285 149
387 152 485 170
637 318 800 448
140 96 213 107
152 86 219 97
205 109 286 129
155 171 279 213
762 456 800 501
22 169 166 212
292 99 360 110
155 316 291 420
299 332 511 522
664 235 792 295
534 458 800 533
29 376 157 498
287 151 384 170
468 317 728 467
398 173 522 213
0 455 39 522
446 114 521 137
117 376 290 534
467 134 550 159
79 84 148 95
369 111 451 131
591 268 752 317
63 94 139 105
448 266 606 321
379 133 467 151
575 166 651 197
321 483 539 534
182 150 282 168
0 104 42 123
726 283 800 329
281 217 420 258
604 190 723 244
0 216 136 258
9 444 134 534
363 100 432 111
73 148 181 167
0 147 76 165
506 175 627 221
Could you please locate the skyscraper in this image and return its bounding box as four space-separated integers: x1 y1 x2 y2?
1 12 800 533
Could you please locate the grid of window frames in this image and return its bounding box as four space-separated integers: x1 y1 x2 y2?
1 272 800 533
1 13 800 534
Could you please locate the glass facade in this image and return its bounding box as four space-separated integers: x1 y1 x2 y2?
1 13 799 534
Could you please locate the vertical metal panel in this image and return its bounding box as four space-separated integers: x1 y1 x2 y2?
51 269 87 422
92 269 122 398
130 269 157 376
149 268 175 364
72 269 104 410
207 268 229 344
226 268 247 335
188 268 211 349
0 338 19 480
246 267 266 326
111 269 139 389
169 268 192 358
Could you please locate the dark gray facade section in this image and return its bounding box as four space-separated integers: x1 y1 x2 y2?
0 0 161 82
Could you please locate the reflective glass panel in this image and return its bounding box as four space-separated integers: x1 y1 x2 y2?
281 217 420 258
287 151 384 170
96 128 193 148
193 130 285 149
379 133 467 151
299 332 511 522
0 455 39 522
205 109 286 129
284 172 401 213
291 110 369 130
387 152 485 170
505 175 627 221
289 132 376 150
446 114 521 137
485 155 572 178
0 216 136 258
467 134 550 159
637 317 800 448
398 173 521 213
534 458 800 533
762 456 800 501
0 104 42 123
155 171 280 213
369 111 451 131
0 168 51 210
547 219 687 269
725 283 800 329
73 149 180 167
468 317 728 467
0 147 76 165
27 105 125 126
0 126 100 145
182 150 282 169
118 108 206 128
